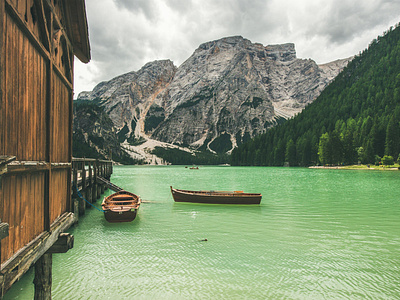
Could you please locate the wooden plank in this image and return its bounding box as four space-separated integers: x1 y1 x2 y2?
0 0 4 155
35 172 44 238
14 174 22 254
16 0 25 17
16 19 22 159
3 13 8 155
6 13 17 156
44 170 49 231
8 175 16 260
2 176 12 262
1 177 9 263
26 173 34 246
40 51 46 160
6 161 50 174
25 32 33 161
18 23 26 160
5 0 50 61
45 10 52 164
31 39 37 160
20 174 28 250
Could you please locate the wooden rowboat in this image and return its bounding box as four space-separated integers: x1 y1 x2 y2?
101 190 141 223
170 186 262 204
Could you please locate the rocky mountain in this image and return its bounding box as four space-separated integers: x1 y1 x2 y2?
77 36 351 161
72 102 142 164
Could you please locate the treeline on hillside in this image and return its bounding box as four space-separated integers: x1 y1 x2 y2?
152 147 229 165
231 23 400 166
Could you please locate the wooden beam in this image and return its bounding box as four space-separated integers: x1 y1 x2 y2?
0 212 76 296
53 63 73 91
46 233 73 254
6 161 49 174
0 0 4 157
3 161 71 175
43 0 74 51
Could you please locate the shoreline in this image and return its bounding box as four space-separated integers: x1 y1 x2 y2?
309 165 399 171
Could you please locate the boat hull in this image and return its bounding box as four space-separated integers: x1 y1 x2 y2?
171 187 262 204
103 209 138 223
102 190 141 223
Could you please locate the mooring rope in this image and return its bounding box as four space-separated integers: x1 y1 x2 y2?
72 182 105 212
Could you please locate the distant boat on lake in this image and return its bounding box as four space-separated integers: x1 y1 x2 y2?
101 191 141 222
170 186 262 204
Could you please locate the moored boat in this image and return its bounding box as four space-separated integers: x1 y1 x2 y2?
170 186 262 204
101 190 141 223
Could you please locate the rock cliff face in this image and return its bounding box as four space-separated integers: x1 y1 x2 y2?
78 36 351 155
72 103 140 164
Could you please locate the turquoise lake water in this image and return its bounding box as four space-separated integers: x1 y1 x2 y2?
5 166 400 299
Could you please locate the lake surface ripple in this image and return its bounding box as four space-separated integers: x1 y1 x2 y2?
6 166 400 299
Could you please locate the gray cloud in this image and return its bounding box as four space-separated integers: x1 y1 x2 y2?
307 0 400 44
74 0 400 96
112 0 158 20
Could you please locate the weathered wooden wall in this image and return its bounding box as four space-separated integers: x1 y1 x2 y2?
1 173 45 263
0 0 91 297
0 0 84 266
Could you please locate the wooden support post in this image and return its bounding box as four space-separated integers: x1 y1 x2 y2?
88 161 92 191
44 171 50 232
78 196 85 215
91 162 97 201
86 186 92 207
33 253 52 300
81 160 86 194
73 198 80 220
97 185 102 199
94 161 100 199
72 161 78 193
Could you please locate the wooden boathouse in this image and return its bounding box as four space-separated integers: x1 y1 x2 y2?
0 0 106 298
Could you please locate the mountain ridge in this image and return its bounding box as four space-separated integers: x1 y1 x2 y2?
76 35 351 163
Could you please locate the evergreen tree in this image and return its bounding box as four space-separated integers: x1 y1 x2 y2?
230 23 400 166
285 139 296 165
318 133 331 165
385 115 400 158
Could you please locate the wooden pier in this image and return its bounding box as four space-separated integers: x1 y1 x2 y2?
71 158 114 216
0 158 114 298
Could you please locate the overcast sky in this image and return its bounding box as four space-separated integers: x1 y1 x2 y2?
73 0 400 97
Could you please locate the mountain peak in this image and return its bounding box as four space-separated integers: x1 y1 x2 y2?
197 35 250 50
76 36 351 161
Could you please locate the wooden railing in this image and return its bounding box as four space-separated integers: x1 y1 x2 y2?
71 158 113 215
